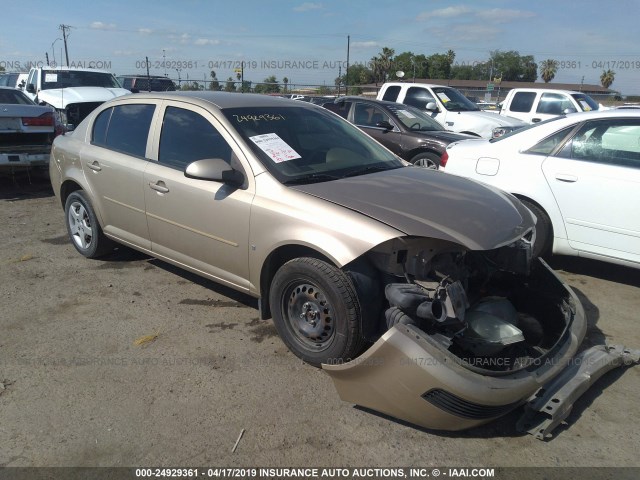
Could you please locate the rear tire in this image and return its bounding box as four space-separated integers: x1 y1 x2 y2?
269 257 364 366
64 191 114 258
520 199 552 258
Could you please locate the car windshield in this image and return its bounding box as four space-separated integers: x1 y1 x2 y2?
40 70 121 90
386 104 445 131
571 93 599 112
223 105 404 184
0 89 35 105
433 87 480 112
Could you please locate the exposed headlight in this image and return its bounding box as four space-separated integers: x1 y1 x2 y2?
492 126 517 138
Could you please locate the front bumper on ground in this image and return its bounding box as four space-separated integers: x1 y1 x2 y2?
323 259 637 438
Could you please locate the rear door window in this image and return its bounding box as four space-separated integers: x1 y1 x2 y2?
91 104 155 157
509 92 536 112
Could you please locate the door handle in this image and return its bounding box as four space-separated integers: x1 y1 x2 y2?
149 181 169 193
87 161 101 171
532 118 541 123
555 174 578 183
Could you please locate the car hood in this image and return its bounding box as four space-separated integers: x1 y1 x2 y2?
38 87 130 109
412 130 474 142
456 110 525 127
291 167 534 250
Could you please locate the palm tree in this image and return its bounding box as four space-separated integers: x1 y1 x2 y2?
539 59 558 83
283 77 288 93
600 69 615 89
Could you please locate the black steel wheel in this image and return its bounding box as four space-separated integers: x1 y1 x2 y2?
269 257 364 366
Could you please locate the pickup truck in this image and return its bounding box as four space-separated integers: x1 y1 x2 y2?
377 82 524 138
23 67 130 131
499 88 601 123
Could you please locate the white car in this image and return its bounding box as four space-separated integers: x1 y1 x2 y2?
441 110 640 268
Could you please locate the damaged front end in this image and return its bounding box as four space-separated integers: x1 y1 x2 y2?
323 234 636 438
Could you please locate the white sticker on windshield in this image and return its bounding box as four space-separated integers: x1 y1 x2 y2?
579 100 592 111
398 110 417 118
249 133 301 163
437 92 451 103
44 73 58 82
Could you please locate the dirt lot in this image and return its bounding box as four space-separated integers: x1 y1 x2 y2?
1 171 640 470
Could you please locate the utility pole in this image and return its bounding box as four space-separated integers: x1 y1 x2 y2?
346 35 350 96
59 24 71 66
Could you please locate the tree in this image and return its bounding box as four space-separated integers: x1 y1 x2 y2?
392 51 428 80
490 50 537 82
224 77 236 92
283 77 289 93
426 52 455 79
209 70 220 90
370 47 395 84
254 75 280 94
539 59 558 83
600 69 615 89
181 81 201 91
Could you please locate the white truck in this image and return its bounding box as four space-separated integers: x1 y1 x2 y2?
499 88 601 124
24 67 130 131
377 82 525 138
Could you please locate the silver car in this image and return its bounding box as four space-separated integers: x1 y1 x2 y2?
49 92 636 437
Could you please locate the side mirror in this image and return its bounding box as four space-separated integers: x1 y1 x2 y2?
563 107 577 114
184 158 244 186
376 120 394 130
425 102 439 112
26 84 36 94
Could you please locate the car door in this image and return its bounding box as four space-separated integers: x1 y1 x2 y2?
352 102 403 156
80 102 158 249
541 117 640 262
143 102 254 291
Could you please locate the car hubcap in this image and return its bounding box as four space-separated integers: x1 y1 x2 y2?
286 282 334 349
68 201 93 250
414 157 438 169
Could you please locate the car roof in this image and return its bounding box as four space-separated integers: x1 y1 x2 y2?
123 91 301 109
383 82 451 89
39 66 114 74
333 96 410 109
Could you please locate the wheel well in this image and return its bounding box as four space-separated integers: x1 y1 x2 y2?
60 180 83 208
259 245 333 320
512 194 554 238
406 148 441 162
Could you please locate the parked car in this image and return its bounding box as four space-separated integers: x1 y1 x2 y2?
0 86 56 170
0 72 28 90
499 88 600 123
377 82 525 138
116 75 176 92
24 67 130 131
50 92 634 437
441 110 640 268
322 96 472 168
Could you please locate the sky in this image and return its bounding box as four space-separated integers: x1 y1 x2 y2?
2 0 639 94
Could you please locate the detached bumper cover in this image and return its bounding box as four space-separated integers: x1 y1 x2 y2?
322 260 635 435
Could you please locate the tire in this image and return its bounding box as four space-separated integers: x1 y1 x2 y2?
409 152 440 169
520 199 552 258
64 191 114 258
269 257 364 366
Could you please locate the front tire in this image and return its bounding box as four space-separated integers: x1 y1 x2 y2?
269 257 364 366
64 191 114 258
409 152 440 169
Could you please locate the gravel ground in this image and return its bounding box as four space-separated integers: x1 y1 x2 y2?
1 171 639 471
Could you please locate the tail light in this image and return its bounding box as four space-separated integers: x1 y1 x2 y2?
440 151 449 168
22 112 54 127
